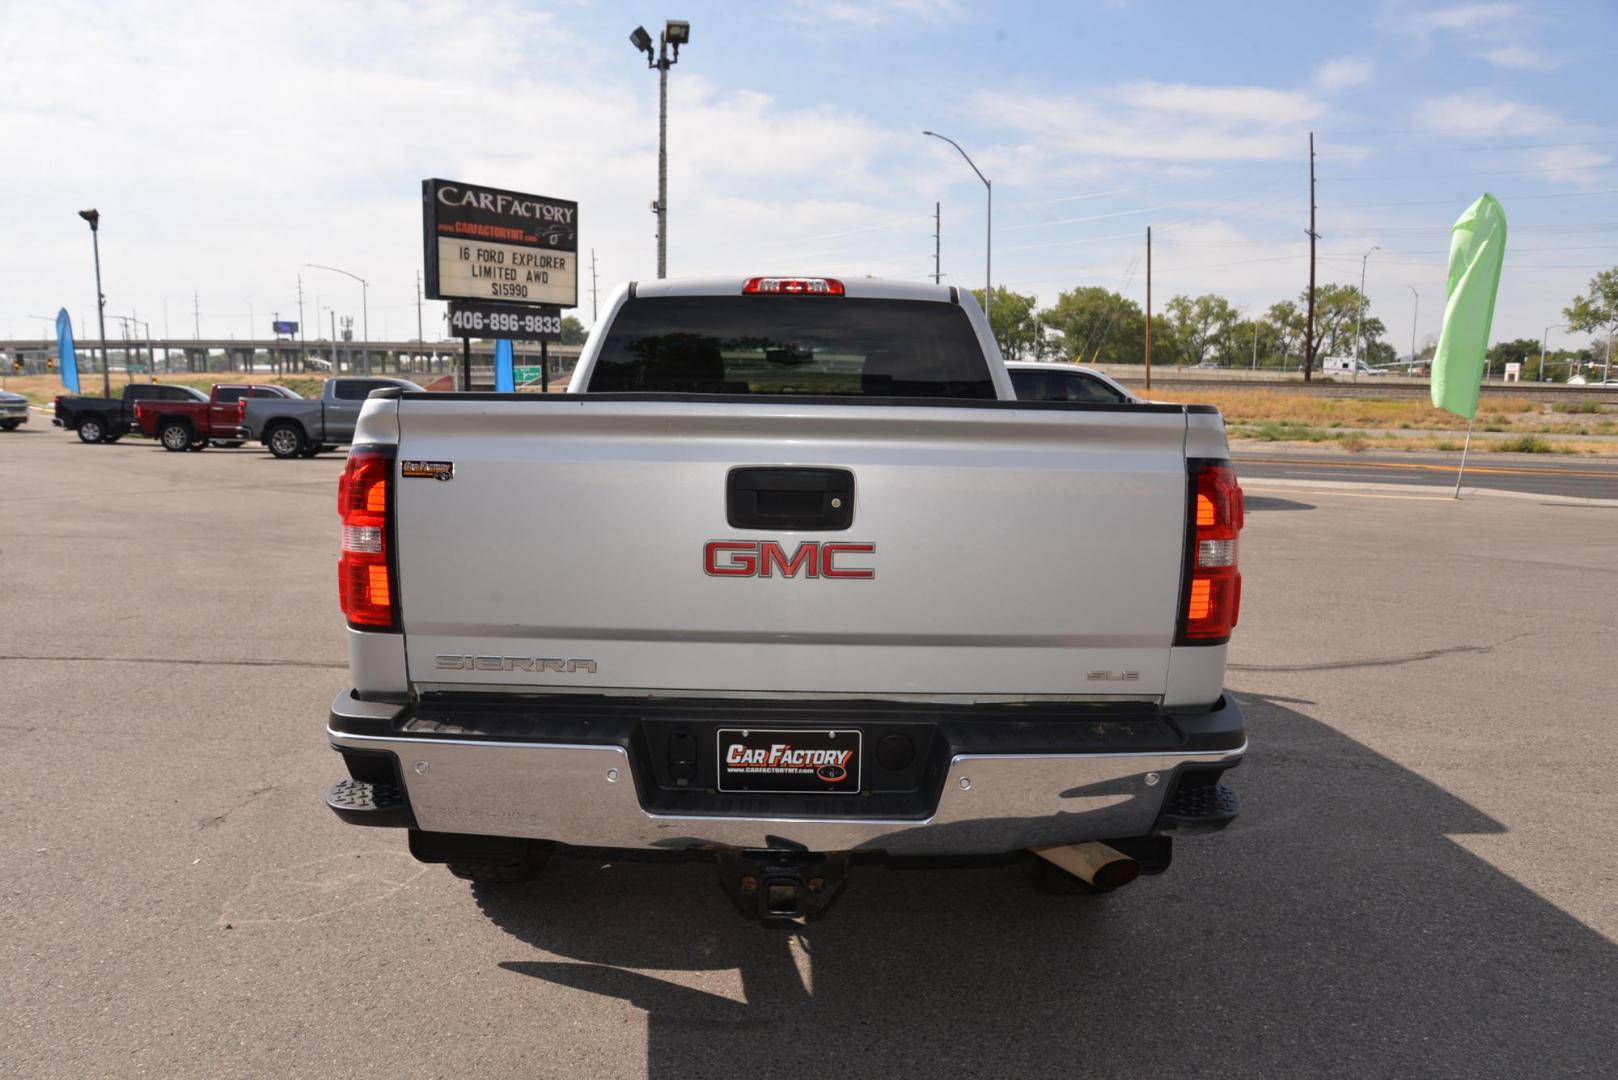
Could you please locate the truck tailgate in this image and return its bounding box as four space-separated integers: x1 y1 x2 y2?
391 397 1190 699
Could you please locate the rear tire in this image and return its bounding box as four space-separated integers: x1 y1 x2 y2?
76 416 107 443
298 444 321 458
0 420 19 431
447 844 553 884
266 423 305 459
159 421 192 452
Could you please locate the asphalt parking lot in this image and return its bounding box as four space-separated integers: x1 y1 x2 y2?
4 428 1616 1079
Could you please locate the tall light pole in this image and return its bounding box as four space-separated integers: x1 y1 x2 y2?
1353 245 1379 383
630 20 690 279
1407 285 1419 374
304 263 369 372
1540 322 1566 383
923 130 992 330
77 209 111 397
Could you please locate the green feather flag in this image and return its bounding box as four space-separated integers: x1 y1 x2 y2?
1430 193 1507 419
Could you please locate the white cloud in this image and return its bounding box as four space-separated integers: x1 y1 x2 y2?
1378 2 1525 45
1530 147 1614 186
777 0 965 31
1109 82 1323 127
1476 43 1558 70
1376 2 1561 70
1414 92 1562 137
1314 57 1375 92
979 80 1324 166
0 0 927 336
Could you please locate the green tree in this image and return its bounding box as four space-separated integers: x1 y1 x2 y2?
1300 284 1384 376
1162 293 1238 367
1039 286 1145 366
1266 300 1305 369
970 286 1043 360
560 316 587 345
1486 337 1541 380
1564 267 1618 380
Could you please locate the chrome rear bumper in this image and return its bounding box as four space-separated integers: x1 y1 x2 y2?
327 696 1244 855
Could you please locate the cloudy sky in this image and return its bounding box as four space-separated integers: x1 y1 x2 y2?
4 0 1614 351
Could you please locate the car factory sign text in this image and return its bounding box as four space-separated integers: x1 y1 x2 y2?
422 179 579 308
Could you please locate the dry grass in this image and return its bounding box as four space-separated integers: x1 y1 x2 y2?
1230 428 1612 456
1158 387 1614 438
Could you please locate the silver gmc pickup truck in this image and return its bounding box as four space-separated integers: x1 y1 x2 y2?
324 276 1246 922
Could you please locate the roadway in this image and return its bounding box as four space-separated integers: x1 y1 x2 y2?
1235 449 1618 500
2 429 1615 1078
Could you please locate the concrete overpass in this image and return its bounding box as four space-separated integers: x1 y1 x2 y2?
0 337 582 380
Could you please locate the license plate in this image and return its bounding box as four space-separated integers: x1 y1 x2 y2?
716 728 861 794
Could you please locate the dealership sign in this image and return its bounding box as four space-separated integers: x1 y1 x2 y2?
422 179 578 308
447 300 561 341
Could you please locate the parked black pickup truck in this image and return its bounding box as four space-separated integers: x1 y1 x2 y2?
54 383 207 444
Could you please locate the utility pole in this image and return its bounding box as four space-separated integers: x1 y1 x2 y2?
1305 132 1317 383
1252 315 1260 370
416 270 425 374
1144 226 1153 393
331 309 339 372
932 202 942 284
193 290 201 340
297 274 306 374
590 248 599 323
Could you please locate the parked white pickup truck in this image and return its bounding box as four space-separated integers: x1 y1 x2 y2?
324 276 1246 922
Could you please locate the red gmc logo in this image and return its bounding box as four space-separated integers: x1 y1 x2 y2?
704 540 875 579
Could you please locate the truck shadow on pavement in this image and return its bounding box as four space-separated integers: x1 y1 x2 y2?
473 693 1616 1078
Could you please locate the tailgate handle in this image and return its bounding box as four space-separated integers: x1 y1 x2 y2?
727 467 854 531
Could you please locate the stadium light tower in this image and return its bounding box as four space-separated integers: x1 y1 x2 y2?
631 19 691 278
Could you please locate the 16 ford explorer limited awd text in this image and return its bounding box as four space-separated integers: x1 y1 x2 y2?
323 276 1246 922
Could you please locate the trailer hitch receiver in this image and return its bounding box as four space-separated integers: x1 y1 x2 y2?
718 851 850 924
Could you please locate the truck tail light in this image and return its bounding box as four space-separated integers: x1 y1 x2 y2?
742 277 844 296
238 397 248 422
1176 458 1243 645
337 446 398 630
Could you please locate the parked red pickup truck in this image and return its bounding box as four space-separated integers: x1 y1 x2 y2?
134 383 301 451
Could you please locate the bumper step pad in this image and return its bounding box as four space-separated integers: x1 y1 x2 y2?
325 778 414 828
1157 781 1240 833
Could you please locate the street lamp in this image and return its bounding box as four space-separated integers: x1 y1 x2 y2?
1407 285 1419 374
1353 245 1379 383
630 19 691 279
303 264 369 373
923 130 992 329
1540 322 1566 383
77 208 111 397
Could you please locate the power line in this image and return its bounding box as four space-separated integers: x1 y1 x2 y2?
1318 136 1618 155
1320 163 1617 183
1333 188 1618 209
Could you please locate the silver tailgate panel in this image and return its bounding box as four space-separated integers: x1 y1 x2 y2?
393 399 1189 698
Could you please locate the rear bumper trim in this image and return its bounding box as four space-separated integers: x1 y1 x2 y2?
326 722 1245 855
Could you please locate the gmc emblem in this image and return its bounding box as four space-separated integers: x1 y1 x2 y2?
704 540 875 579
